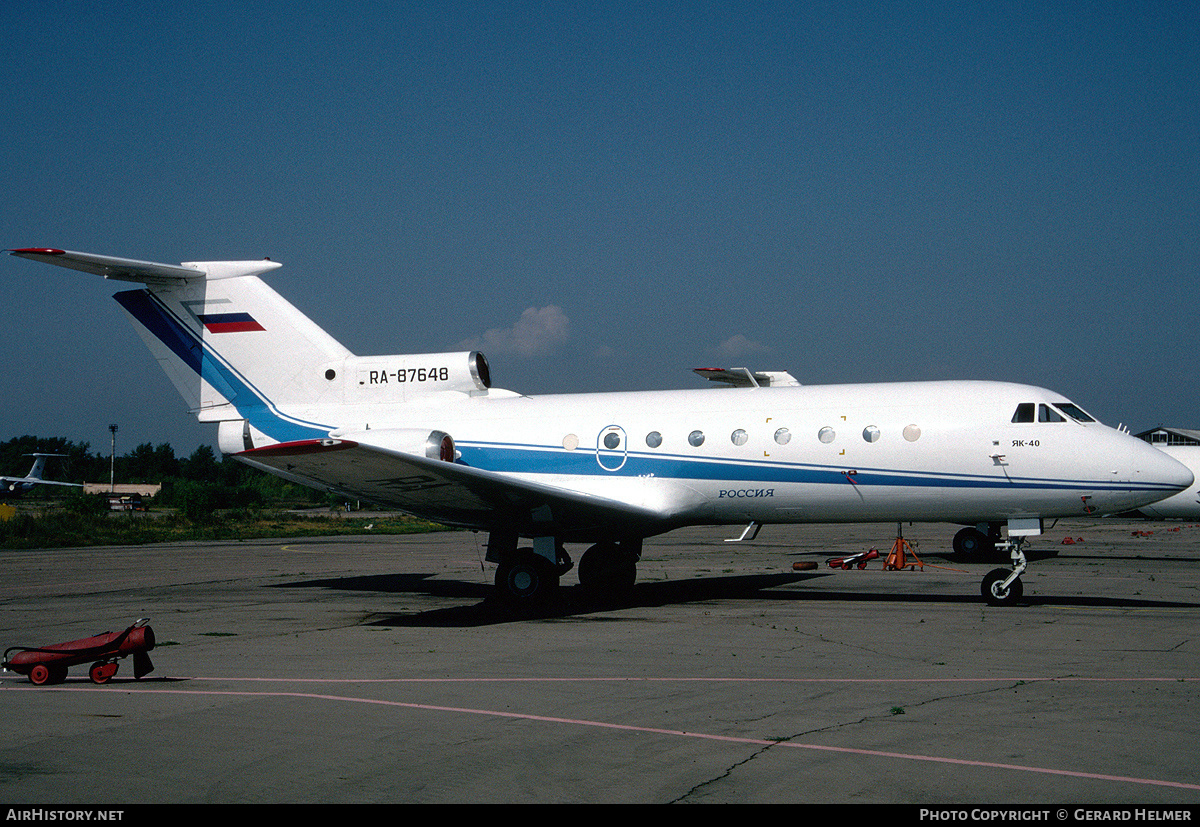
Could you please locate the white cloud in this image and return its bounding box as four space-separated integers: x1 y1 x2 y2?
461 305 570 357
714 334 773 359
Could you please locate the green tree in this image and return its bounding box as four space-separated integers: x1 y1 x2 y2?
180 444 221 484
123 442 179 483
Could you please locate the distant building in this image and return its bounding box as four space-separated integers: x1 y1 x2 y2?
1136 427 1200 447
83 483 162 498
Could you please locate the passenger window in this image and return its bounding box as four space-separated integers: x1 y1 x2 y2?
1038 404 1065 422
1012 403 1035 423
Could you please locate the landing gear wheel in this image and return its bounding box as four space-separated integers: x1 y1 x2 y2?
982 568 1023 606
953 527 989 558
578 543 638 597
495 549 559 606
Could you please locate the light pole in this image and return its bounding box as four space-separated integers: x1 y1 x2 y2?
109 424 118 493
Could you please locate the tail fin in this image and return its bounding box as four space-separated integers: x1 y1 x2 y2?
117 271 356 445
13 454 79 489
114 273 352 406
8 249 352 444
24 454 56 480
9 248 503 451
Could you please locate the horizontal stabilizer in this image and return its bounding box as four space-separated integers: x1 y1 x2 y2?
6 248 280 285
693 367 801 388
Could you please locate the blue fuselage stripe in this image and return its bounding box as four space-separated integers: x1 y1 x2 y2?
454 442 1171 494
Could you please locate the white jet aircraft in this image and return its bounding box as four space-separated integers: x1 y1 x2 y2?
1130 444 1200 520
2 453 82 496
8 248 1193 606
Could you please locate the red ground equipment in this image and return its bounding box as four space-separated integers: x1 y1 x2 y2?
3 618 155 685
826 549 880 570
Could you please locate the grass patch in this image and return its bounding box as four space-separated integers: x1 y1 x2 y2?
0 508 448 549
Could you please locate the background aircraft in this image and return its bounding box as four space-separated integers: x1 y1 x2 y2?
2 453 82 497
1128 444 1200 520
1112 428 1200 520
8 248 1193 607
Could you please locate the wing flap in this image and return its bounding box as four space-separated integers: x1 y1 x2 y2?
235 439 671 539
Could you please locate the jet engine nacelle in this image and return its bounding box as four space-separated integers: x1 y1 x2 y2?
342 350 491 403
389 428 457 462
327 428 458 463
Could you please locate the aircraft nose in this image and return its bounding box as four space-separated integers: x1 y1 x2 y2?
1133 438 1194 492
1163 451 1195 491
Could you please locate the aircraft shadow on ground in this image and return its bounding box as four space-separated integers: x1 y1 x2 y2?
271 568 1199 628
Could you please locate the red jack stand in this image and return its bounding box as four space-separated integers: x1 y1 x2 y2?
883 523 923 571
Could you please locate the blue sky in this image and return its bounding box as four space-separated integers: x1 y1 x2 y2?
1 1 1197 459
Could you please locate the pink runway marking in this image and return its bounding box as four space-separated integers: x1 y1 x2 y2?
17 677 1200 792
180 675 1200 684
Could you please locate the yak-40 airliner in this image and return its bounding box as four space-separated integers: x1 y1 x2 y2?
9 248 1193 606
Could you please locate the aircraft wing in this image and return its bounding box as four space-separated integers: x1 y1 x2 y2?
235 439 675 539
1 476 82 489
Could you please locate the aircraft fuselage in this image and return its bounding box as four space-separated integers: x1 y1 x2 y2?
236 379 1187 538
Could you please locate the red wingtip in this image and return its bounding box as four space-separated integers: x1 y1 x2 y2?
9 248 66 255
238 439 357 457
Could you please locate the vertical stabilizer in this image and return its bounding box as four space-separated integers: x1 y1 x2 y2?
25 454 51 480
112 272 353 442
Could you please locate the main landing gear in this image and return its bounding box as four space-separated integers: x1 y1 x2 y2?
952 524 1004 560
577 541 640 596
494 548 570 605
487 534 641 608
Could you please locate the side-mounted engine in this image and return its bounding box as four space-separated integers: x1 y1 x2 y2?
340 350 491 403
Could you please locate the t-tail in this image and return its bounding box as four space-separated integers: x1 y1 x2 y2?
6 249 494 453
24 453 61 481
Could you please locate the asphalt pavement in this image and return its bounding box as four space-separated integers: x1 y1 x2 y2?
2 518 1198 808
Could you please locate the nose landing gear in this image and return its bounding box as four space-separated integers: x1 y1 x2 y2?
981 535 1028 606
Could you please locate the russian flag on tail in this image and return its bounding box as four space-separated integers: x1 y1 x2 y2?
199 312 265 333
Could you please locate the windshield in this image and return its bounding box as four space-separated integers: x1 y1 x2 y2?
1053 402 1096 423
1011 401 1099 424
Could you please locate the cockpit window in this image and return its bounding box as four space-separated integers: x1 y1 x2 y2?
1053 402 1096 423
1038 404 1065 422
1013 401 1095 424
1011 403 1035 423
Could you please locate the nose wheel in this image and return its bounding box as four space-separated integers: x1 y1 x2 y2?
981 537 1028 606
982 568 1023 605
